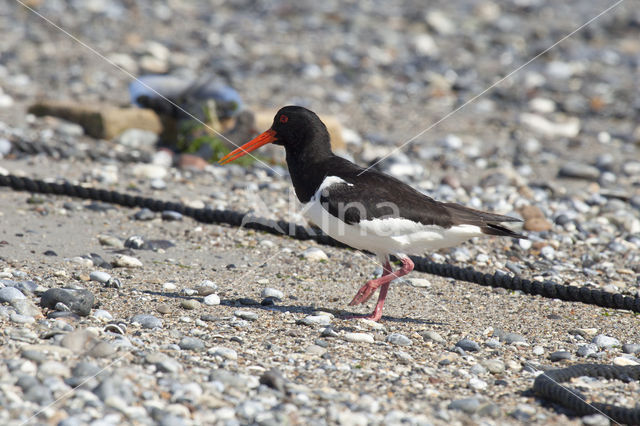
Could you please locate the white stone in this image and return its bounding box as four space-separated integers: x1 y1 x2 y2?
613 356 639 366
90 271 112 283
131 163 167 180
344 332 374 344
300 247 328 262
203 294 221 306
403 278 431 288
112 254 143 268
520 113 580 138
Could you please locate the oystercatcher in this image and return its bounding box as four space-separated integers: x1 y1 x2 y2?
220 106 526 321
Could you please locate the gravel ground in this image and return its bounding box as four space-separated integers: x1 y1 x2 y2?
1 1 640 425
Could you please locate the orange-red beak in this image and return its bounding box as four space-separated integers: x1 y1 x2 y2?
218 129 277 165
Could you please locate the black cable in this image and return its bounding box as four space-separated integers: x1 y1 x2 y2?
534 364 640 424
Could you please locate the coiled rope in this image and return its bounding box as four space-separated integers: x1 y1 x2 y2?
1 173 639 423
533 364 640 424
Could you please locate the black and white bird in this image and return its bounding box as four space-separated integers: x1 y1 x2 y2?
220 106 526 321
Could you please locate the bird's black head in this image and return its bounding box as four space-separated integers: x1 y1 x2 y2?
269 106 327 148
219 105 332 165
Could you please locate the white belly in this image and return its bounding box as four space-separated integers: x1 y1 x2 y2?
302 197 483 258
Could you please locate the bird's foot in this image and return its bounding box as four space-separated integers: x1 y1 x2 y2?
348 281 378 306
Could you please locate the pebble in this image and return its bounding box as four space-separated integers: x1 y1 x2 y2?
163 282 177 291
98 234 124 248
91 309 113 323
520 113 580 138
146 353 182 373
131 314 163 329
482 359 506 374
577 343 599 358
533 346 545 356
502 333 527 344
60 329 95 352
40 288 94 316
612 356 639 366
622 344 640 354
456 338 481 352
300 247 328 262
10 312 35 324
468 377 488 391
298 314 332 327
134 208 155 221
344 333 374 344
448 397 481 414
209 346 238 361
582 414 611 426
0 286 26 303
592 334 620 349
234 310 258 321
386 333 412 346
179 337 205 352
131 163 167 179
260 287 284 300
197 280 218 295
550 351 572 362
403 278 431 288
162 210 183 221
87 341 117 358
180 299 200 310
125 235 146 249
203 294 221 306
89 271 111 284
558 162 601 180
421 330 445 344
112 254 143 268
116 128 158 148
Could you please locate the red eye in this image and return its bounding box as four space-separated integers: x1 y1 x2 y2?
279 115 288 123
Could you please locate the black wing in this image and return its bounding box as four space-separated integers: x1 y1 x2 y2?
318 157 525 239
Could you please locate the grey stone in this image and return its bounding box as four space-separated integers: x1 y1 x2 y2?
577 344 599 358
133 208 155 221
259 368 287 392
0 286 26 303
179 337 205 351
448 397 481 414
550 351 572 362
40 288 94 316
162 210 183 221
234 310 258 321
10 312 34 324
559 162 600 180
131 314 163 329
386 333 412 346
88 341 117 358
421 330 445 344
145 352 182 373
23 384 53 404
592 334 620 349
622 344 640 354
456 338 480 352
502 333 527 344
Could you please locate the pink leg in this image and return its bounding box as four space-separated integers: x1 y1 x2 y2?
347 257 414 321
